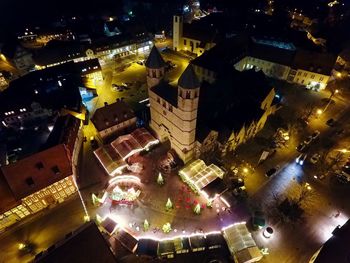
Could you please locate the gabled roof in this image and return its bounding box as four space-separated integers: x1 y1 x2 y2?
178 64 200 89
91 101 135 132
145 46 165 69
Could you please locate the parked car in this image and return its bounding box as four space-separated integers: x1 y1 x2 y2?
296 153 308 165
304 135 313 145
326 118 336 127
90 136 99 149
265 165 280 177
296 142 306 152
311 130 320 140
310 153 321 164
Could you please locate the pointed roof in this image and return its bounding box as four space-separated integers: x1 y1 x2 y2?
145 46 165 69
178 64 200 89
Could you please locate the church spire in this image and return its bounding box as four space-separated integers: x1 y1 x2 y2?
178 64 200 89
145 46 166 69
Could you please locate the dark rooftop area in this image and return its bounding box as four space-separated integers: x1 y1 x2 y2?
34 222 117 263
151 81 178 107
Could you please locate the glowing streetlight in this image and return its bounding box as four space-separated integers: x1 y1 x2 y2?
243 168 249 173
335 89 339 94
316 109 323 115
336 72 341 77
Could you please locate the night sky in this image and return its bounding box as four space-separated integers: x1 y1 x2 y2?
0 0 124 38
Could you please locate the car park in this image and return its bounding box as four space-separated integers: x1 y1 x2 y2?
296 153 308 165
310 153 321 164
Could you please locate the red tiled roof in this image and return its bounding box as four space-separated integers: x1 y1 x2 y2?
1 144 72 199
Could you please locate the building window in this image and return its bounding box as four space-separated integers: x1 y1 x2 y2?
196 42 199 48
163 101 166 107
175 16 178 23
184 39 187 45
169 105 173 112
179 90 182 97
35 162 44 170
152 70 157 78
186 91 191 99
320 76 324 81
301 79 304 84
311 74 315 79
157 97 160 103
25 177 35 186
303 73 307 77
51 166 61 175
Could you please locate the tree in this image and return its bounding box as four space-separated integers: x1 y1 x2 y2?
157 172 164 185
165 198 173 210
143 219 150 231
194 203 201 214
162 223 172 233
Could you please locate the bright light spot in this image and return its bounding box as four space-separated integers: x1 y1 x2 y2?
317 109 323 115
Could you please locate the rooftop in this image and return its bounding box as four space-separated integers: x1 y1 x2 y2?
313 220 350 263
197 69 270 134
151 81 178 107
34 222 117 263
91 101 135 132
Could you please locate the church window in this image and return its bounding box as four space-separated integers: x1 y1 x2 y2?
157 97 160 103
163 101 166 107
169 105 173 112
175 17 178 23
152 70 157 78
184 39 187 45
179 90 182 97
186 91 191 99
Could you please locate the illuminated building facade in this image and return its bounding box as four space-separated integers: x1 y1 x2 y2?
147 46 200 163
0 114 82 232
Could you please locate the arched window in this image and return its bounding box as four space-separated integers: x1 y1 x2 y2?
186 91 191 99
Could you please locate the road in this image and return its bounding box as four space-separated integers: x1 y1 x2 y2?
238 84 350 262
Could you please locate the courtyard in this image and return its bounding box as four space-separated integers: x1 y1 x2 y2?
91 141 248 240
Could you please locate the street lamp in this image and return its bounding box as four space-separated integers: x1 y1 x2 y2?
316 109 323 115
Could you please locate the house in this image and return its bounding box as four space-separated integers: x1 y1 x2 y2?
0 64 84 232
0 114 82 232
91 101 137 141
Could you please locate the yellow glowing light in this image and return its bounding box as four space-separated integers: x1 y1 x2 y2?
18 243 26 250
243 168 248 173
335 89 339 94
316 109 323 115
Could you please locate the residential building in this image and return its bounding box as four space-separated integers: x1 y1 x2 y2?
91 100 137 141
0 114 82 232
0 64 84 232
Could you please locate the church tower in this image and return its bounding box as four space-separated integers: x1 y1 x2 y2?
175 64 200 162
173 15 183 52
145 45 166 89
